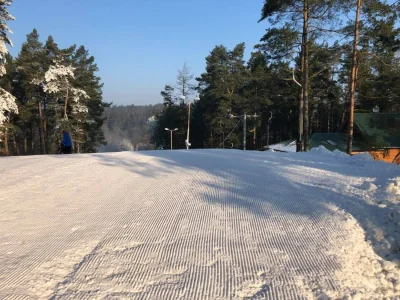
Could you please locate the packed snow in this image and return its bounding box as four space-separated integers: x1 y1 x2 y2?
0 148 400 299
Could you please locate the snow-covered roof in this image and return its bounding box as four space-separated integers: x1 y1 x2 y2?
261 139 297 152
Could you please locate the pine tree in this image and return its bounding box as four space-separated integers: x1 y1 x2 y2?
160 85 175 107
194 44 251 148
347 0 362 154
259 0 348 151
176 63 194 102
345 0 399 153
71 46 108 153
0 0 17 135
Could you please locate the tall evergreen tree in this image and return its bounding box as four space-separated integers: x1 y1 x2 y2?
345 0 399 153
160 85 175 107
259 0 348 151
72 46 108 153
0 0 17 144
176 63 194 103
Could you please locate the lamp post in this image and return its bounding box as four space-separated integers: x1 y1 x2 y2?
181 95 200 149
165 128 178 150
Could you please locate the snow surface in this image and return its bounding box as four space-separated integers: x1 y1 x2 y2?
0 148 400 299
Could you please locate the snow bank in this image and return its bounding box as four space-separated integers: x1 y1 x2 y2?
386 177 400 201
310 145 374 163
261 145 400 297
303 146 400 261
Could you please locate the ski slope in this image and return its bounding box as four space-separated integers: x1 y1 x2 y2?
1 149 400 299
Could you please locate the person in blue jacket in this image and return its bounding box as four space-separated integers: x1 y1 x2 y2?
60 129 72 154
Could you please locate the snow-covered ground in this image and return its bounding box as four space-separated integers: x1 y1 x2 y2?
0 148 399 299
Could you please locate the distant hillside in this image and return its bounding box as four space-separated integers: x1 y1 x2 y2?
100 104 163 152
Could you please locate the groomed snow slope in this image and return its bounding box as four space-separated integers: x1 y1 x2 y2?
1 149 400 299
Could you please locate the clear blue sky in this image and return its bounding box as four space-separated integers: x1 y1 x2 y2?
8 0 267 106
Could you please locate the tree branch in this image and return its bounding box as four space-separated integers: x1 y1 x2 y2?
358 93 400 99
359 51 392 67
308 26 350 36
310 53 342 79
292 68 302 87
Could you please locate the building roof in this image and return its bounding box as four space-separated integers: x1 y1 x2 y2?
260 139 297 152
310 133 364 152
354 113 400 148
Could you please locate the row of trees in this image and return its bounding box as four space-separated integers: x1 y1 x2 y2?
151 64 197 149
151 0 399 152
0 1 109 156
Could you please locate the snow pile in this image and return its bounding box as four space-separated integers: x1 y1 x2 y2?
307 146 400 265
278 146 400 297
386 177 400 201
310 145 374 163
327 213 400 299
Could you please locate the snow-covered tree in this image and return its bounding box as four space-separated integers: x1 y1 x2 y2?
0 28 107 155
0 87 17 126
70 90 90 153
0 0 14 76
0 0 17 128
36 59 89 120
147 115 157 141
176 63 194 103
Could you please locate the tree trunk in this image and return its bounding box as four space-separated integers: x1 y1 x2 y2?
38 101 46 154
31 124 35 154
76 124 80 153
44 97 49 153
297 92 304 152
253 126 256 149
64 89 69 119
24 133 27 155
12 132 19 156
340 108 346 131
302 0 310 151
347 0 362 154
296 64 304 151
4 127 9 156
327 107 330 133
43 118 47 153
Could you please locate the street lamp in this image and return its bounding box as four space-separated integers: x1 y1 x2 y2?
165 128 178 150
182 95 200 149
